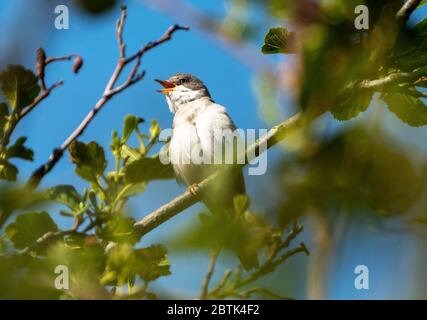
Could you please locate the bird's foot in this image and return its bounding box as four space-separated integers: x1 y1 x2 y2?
188 183 201 197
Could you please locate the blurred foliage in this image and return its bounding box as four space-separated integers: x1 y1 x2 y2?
1 0 427 300
258 0 427 125
276 125 427 226
75 0 117 15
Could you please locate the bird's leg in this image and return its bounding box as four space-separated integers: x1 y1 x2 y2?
188 183 201 198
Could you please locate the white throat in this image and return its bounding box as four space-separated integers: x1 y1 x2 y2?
166 85 207 113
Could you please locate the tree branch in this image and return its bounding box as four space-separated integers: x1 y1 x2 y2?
208 224 306 299
27 5 188 188
133 65 427 237
139 0 278 79
357 66 427 90
19 80 64 118
133 112 305 235
396 0 422 23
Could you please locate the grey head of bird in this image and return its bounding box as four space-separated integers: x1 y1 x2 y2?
155 73 212 112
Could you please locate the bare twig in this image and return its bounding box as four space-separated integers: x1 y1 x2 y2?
396 0 422 23
20 80 64 118
208 225 306 299
268 224 304 261
139 0 278 78
19 215 95 255
0 47 71 155
200 246 221 300
19 228 82 255
27 5 188 188
239 243 309 288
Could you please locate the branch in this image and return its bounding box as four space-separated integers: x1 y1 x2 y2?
0 48 74 155
19 80 64 118
132 1 427 237
357 66 427 90
396 0 422 23
139 0 278 79
239 243 309 288
133 112 305 235
208 225 307 299
27 5 188 188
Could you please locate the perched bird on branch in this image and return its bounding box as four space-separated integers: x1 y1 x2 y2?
156 73 258 269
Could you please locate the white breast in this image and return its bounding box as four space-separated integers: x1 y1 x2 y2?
169 97 239 185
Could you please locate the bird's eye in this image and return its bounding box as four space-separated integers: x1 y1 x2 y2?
179 78 186 84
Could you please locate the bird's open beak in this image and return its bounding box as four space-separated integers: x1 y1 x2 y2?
155 79 176 94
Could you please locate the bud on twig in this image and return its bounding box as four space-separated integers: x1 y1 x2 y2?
72 55 83 74
36 47 46 79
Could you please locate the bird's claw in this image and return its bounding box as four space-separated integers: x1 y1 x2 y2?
188 183 201 197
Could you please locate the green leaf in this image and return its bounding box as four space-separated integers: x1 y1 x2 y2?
384 93 427 127
110 130 121 153
331 91 373 121
102 243 170 286
69 141 107 182
5 211 58 249
5 136 33 161
97 216 138 244
46 185 83 211
122 114 138 143
123 155 174 184
0 102 8 136
0 160 18 181
418 0 427 8
261 27 296 54
102 243 137 286
120 145 142 163
0 65 40 110
120 182 146 199
149 119 161 138
233 194 250 216
136 244 171 282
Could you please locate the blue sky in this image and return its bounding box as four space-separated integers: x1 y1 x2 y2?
0 0 427 299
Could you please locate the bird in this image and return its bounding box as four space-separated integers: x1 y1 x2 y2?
155 73 258 269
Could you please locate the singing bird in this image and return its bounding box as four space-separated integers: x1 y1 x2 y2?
155 73 258 269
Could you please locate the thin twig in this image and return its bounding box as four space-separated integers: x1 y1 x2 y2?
19 215 96 255
140 0 277 79
268 224 304 261
208 224 306 299
200 246 221 300
20 80 64 118
0 50 69 154
238 243 309 288
26 5 188 188
20 229 78 255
